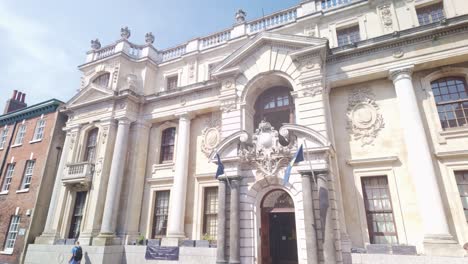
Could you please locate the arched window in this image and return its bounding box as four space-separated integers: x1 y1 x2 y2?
84 128 98 162
431 77 468 129
254 86 295 130
92 73 110 87
160 127 176 163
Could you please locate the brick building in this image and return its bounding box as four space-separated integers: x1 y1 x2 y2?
0 91 65 263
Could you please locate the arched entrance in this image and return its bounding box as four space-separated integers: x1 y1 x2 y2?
261 189 298 264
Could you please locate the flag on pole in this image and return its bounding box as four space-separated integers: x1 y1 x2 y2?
215 153 224 179
283 145 304 185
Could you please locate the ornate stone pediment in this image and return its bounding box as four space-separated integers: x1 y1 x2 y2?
66 85 115 109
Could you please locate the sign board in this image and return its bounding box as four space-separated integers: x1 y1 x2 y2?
18 228 26 236
145 246 179 261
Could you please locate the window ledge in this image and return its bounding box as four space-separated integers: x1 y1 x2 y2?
29 139 43 144
0 250 13 255
152 162 174 170
16 188 29 193
0 190 9 195
439 127 468 139
11 143 22 148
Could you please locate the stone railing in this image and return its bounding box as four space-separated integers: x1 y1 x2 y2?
161 45 187 62
320 0 354 10
201 30 232 49
128 43 144 58
248 7 297 33
95 44 116 60
62 162 94 186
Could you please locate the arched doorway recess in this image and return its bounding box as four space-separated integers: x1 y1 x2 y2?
261 189 298 264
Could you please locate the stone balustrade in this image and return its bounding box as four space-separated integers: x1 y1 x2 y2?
320 0 354 10
161 44 187 62
62 162 94 186
248 7 297 33
201 30 231 49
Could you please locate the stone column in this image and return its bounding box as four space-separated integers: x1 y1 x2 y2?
229 178 240 264
35 129 72 244
302 173 318 264
317 173 336 264
98 118 131 238
167 112 193 238
216 179 227 264
389 66 451 240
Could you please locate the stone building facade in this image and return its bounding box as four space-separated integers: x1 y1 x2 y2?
26 0 468 263
0 92 65 264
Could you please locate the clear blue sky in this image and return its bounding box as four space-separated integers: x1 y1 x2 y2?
0 0 299 112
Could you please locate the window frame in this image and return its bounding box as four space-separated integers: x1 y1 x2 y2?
1 163 15 192
19 160 35 190
160 127 176 163
152 190 170 238
166 75 178 90
253 86 295 130
416 2 445 26
336 24 361 47
0 126 8 149
14 124 26 146
68 191 87 239
84 128 99 162
32 118 46 142
92 72 111 88
3 215 20 253
454 170 468 223
202 187 218 240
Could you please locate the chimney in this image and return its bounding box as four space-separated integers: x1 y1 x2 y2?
3 90 28 114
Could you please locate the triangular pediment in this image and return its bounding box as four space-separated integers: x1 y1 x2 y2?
212 32 328 77
67 84 115 108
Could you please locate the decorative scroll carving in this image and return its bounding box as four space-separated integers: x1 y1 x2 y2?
347 87 385 146
239 120 294 176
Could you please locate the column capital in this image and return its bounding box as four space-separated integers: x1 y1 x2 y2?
389 65 414 82
175 111 195 120
116 117 133 126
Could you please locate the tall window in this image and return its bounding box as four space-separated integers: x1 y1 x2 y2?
337 25 360 47
1 164 15 192
152 191 170 237
84 128 98 162
20 160 35 190
455 171 468 222
68 191 87 239
92 73 110 87
431 77 468 129
4 216 20 252
167 76 178 90
361 176 398 244
14 124 26 145
417 2 444 26
203 187 218 240
0 127 8 149
160 128 176 162
32 119 46 141
254 86 295 130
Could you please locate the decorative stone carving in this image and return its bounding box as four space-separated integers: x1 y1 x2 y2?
201 114 221 157
188 61 196 80
239 120 294 176
223 80 233 89
145 32 155 44
220 100 236 113
393 48 404 58
126 74 137 90
101 127 108 144
95 158 103 176
91 39 101 50
378 5 393 31
235 9 246 24
347 87 385 146
120 26 131 39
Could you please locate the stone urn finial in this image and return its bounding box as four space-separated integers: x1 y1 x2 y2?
120 26 131 39
145 32 155 44
91 39 101 50
235 9 246 24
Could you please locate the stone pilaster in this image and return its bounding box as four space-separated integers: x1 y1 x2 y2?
229 178 240 264
216 179 227 264
95 118 131 244
166 112 193 238
301 173 319 264
317 173 336 264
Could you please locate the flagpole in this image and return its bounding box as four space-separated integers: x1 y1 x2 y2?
303 139 316 185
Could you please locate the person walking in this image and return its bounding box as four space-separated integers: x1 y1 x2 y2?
69 241 83 264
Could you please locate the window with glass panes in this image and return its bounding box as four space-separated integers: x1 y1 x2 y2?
68 191 87 239
361 176 398 244
1 164 15 192
14 124 26 145
0 127 8 149
84 128 98 162
20 160 35 190
254 86 295 130
431 77 468 129
167 76 178 90
337 25 360 47
33 119 46 141
4 215 20 252
160 128 176 162
92 72 110 87
455 171 468 222
203 187 218 240
417 2 444 26
152 191 170 237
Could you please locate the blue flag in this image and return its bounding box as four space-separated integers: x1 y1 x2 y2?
283 145 304 185
215 153 224 179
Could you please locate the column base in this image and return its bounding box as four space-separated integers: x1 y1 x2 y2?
93 233 122 246
423 234 465 257
216 260 228 264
